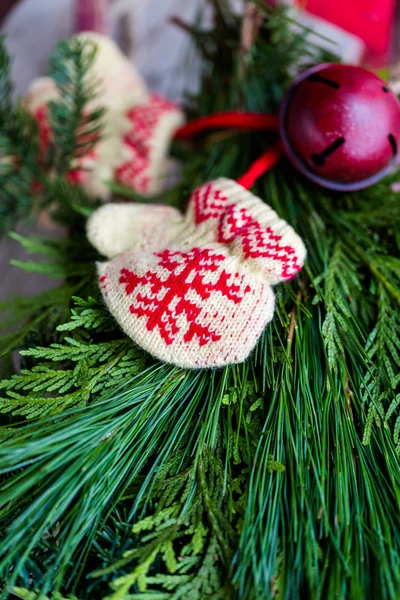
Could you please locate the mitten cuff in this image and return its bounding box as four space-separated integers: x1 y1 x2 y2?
185 178 306 283
87 202 184 258
215 179 307 283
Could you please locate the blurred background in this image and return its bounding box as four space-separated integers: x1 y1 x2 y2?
0 0 208 300
0 0 398 300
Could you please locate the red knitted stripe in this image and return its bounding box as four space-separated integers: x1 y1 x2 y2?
240 224 301 279
217 203 301 279
192 182 301 280
218 206 253 243
116 95 179 194
193 184 228 224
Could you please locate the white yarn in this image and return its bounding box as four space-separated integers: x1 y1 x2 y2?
87 202 184 258
88 178 307 369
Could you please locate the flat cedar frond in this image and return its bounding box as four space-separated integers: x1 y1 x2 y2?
57 296 115 332
362 284 400 446
0 5 400 600
321 241 364 371
0 297 145 418
90 449 235 599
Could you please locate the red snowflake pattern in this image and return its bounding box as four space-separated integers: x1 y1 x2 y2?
119 248 251 346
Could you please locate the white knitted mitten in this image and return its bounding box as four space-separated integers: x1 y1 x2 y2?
25 33 184 199
87 178 306 369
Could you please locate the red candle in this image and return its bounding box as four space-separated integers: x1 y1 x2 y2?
74 0 108 34
299 0 395 64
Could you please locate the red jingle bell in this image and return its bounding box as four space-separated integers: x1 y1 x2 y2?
280 63 400 191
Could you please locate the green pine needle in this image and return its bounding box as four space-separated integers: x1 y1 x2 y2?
47 37 105 174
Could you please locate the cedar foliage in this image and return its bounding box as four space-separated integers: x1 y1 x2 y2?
1 4 400 599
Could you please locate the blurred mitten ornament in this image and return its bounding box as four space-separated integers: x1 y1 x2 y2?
25 32 184 199
87 178 306 369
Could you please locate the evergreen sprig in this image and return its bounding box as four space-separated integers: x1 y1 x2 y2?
0 36 39 236
321 240 363 371
0 35 102 237
0 295 145 418
0 362 263 598
47 37 105 174
234 171 400 600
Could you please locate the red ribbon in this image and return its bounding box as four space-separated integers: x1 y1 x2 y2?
175 111 279 140
237 143 282 189
175 110 282 189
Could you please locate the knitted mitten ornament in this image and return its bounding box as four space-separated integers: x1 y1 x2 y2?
25 32 184 199
87 178 306 369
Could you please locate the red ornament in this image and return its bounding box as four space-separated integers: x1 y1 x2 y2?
280 63 400 190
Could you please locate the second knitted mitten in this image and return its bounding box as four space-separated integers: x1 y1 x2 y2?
25 33 184 199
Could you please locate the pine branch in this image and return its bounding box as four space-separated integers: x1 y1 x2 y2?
0 38 40 236
47 37 105 174
0 35 12 110
0 366 239 596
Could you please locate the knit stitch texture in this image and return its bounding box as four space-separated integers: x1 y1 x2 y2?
87 178 306 369
25 33 184 199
